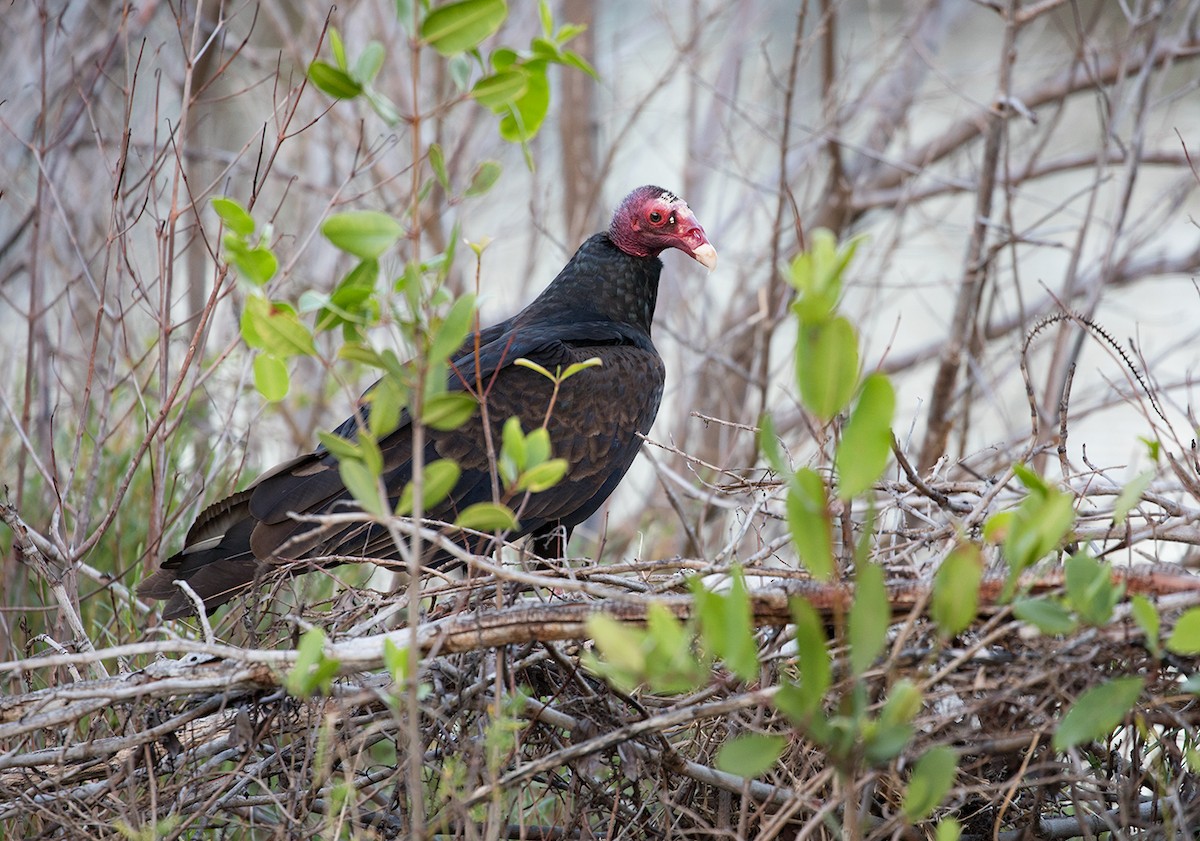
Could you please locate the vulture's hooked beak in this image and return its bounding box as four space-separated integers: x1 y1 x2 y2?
690 240 718 271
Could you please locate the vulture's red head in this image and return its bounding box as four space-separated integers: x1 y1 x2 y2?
609 185 718 270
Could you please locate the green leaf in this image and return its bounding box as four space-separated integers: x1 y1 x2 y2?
584 613 646 691
1013 596 1076 636
307 61 363 99
1130 595 1161 658
1064 552 1121 626
715 734 787 778
1053 676 1144 751
777 599 831 724
421 0 507 56
382 638 409 683
253 354 289 402
1166 607 1200 655
353 41 385 84
797 316 860 421
471 69 528 109
421 391 477 431
224 238 278 287
642 602 707 693
935 819 962 841
317 430 364 461
787 229 861 323
513 357 554 380
931 544 983 638
465 160 503 197
455 501 518 532
428 293 477 364
212 197 254 237
322 211 404 260
498 63 550 143
366 376 406 438
428 143 450 192
524 427 551 466
903 746 958 821
1001 469 1076 578
848 561 888 676
836 373 895 498
560 357 602 380
689 567 758 684
240 296 316 357
1112 469 1153 526
339 458 388 519
396 458 462 516
517 458 568 493
286 628 339 697
329 27 348 70
500 415 527 484
786 468 834 580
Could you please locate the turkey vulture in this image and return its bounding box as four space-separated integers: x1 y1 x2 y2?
139 185 717 618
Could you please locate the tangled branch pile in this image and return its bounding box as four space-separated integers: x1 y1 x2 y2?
3 439 1200 838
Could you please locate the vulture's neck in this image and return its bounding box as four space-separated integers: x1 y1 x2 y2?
522 234 662 335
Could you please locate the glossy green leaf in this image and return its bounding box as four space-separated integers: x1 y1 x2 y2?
931 544 983 638
396 458 461 516
499 415 526 485
715 734 787 778
849 561 888 676
836 373 895 498
560 357 602 380
253 354 289 402
584 613 645 691
455 501 518 532
1064 552 1122 626
212 197 254 237
471 69 527 109
224 238 278 287
428 143 450 192
1112 469 1154 526
778 598 831 723
787 229 861 323
903 746 958 821
518 458 568 493
1166 607 1200 655
1130 595 1161 658
465 160 503 197
322 211 404 260
935 819 962 841
428 293 477 364
382 638 409 683
240 296 316 357
421 0 507 56
286 628 339 697
317 430 363 461
786 468 833 580
1053 676 1144 751
366 376 406 438
524 426 551 466
1013 596 1076 636
307 61 363 99
353 41 385 84
339 458 387 519
798 316 859 421
329 27 348 70
689 567 758 684
498 64 550 143
421 391 476 431
1002 468 1076 579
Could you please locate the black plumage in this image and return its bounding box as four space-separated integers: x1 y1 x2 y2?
139 186 716 618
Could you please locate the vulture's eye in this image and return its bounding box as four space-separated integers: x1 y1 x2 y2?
649 211 662 224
